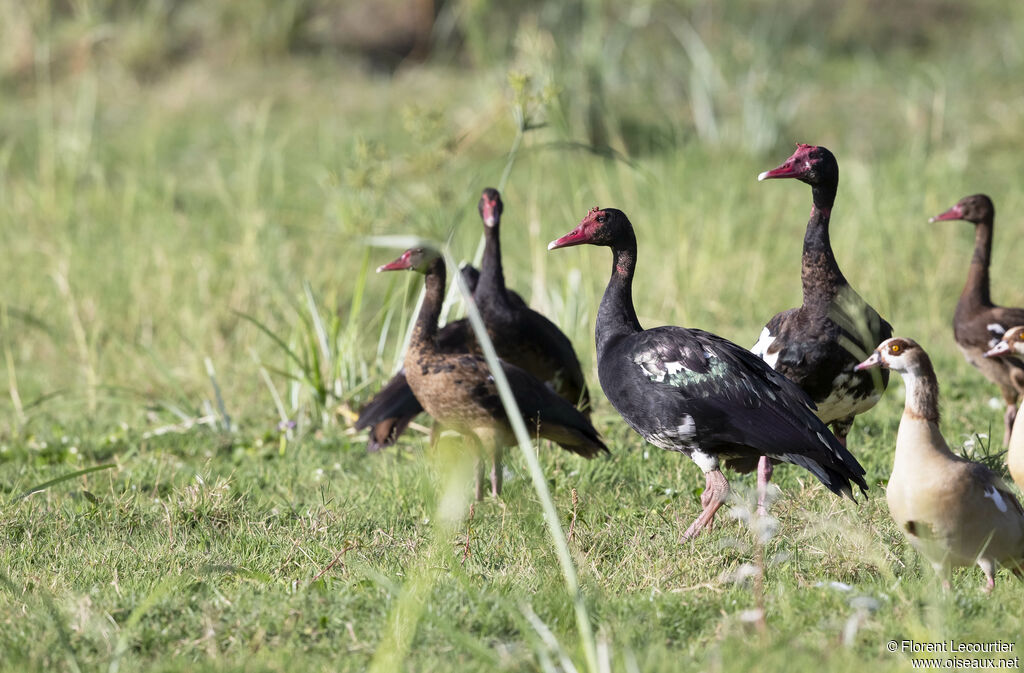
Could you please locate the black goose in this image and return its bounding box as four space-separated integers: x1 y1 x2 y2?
930 194 1024 446
750 144 891 512
378 247 607 499
549 207 868 539
475 188 591 414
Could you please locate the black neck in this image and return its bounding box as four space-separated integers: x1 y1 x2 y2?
961 219 993 309
801 183 847 308
596 234 643 358
476 222 511 307
413 258 445 345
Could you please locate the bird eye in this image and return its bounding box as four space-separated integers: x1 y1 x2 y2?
889 343 900 354
596 215 606 224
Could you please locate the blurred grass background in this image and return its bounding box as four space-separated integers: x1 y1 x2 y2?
2 0 1024 671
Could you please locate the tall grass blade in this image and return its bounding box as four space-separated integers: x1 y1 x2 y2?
235 310 307 376
12 462 117 502
521 603 580 673
346 248 372 332
303 281 332 380
1 305 25 425
204 357 232 432
367 433 475 673
249 348 290 427
445 250 599 673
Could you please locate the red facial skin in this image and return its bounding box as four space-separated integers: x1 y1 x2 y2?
547 207 603 250
928 203 965 223
481 197 499 227
377 250 415 272
757 143 817 181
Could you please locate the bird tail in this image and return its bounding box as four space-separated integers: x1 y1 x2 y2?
773 432 868 500
355 371 423 451
539 421 609 459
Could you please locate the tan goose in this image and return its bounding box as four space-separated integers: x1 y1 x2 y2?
855 337 1024 590
983 325 1024 490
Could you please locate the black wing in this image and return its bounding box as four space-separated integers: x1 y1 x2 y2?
626 326 866 495
465 359 606 459
502 361 606 458
355 370 422 451
521 309 591 411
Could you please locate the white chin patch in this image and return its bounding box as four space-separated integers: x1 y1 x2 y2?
751 327 779 369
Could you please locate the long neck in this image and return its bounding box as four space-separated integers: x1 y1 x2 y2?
596 236 643 358
801 183 847 308
476 223 510 306
412 259 445 346
960 219 993 309
898 358 941 424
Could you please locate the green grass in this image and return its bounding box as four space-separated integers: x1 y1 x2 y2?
3 1 1024 671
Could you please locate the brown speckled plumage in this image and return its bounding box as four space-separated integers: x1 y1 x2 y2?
380 247 607 499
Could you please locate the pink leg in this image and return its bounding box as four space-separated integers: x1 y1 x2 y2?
700 483 715 530
756 456 774 516
682 470 729 541
979 558 996 593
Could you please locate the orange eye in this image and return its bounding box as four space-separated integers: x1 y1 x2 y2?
889 343 900 354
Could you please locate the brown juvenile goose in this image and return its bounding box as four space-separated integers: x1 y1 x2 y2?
930 194 1024 446
356 264 493 451
378 247 607 499
855 337 1024 591
983 326 1024 490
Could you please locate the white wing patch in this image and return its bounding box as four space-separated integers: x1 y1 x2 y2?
751 327 780 369
646 414 698 452
635 352 666 382
984 485 1009 513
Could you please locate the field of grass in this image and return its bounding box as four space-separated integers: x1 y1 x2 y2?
3 1 1024 671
